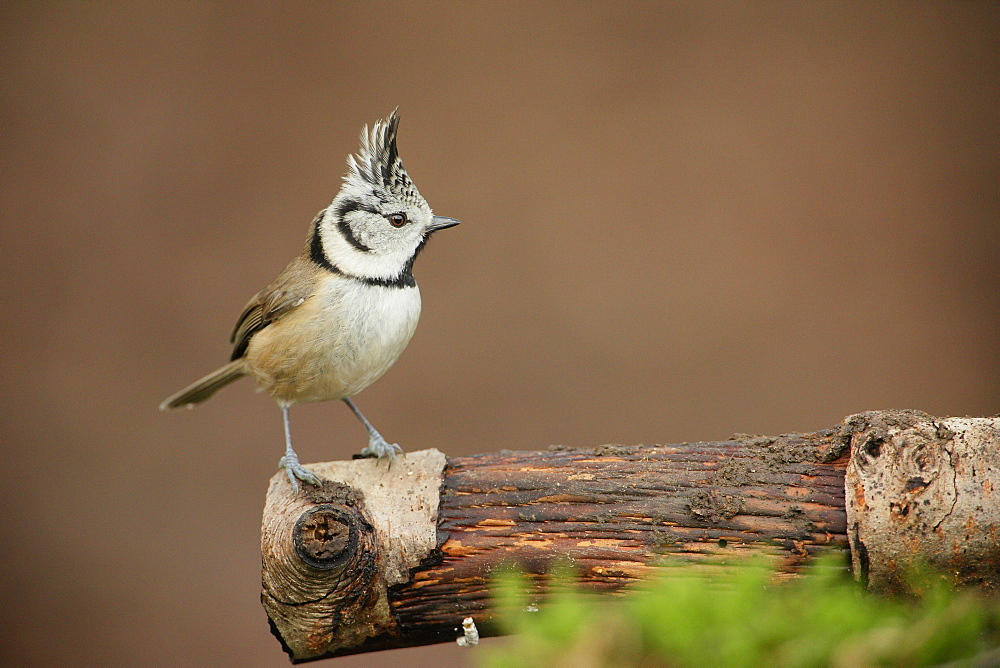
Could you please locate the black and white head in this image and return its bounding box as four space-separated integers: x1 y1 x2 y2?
312 110 459 287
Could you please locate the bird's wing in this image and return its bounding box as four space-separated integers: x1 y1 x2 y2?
229 256 318 360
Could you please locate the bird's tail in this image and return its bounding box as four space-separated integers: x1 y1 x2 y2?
160 360 247 411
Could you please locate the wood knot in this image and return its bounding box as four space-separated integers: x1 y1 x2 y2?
854 431 887 469
293 505 357 570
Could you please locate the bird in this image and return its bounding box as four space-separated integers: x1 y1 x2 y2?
160 109 459 488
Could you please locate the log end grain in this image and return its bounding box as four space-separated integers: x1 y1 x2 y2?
844 410 1000 594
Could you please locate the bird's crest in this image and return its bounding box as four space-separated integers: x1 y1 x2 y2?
345 109 422 205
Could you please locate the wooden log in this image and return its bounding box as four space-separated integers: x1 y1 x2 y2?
261 411 1000 661
262 424 852 661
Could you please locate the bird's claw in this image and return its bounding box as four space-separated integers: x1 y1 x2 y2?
279 453 321 490
359 435 404 460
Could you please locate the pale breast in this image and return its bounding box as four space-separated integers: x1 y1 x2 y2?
244 277 421 405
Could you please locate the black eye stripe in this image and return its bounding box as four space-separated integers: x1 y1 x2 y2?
335 198 380 218
334 198 376 252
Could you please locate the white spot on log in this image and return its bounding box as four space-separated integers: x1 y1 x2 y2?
456 617 479 647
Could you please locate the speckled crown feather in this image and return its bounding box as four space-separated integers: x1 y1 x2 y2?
344 109 422 205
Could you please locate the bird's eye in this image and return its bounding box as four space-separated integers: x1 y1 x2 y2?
388 213 408 228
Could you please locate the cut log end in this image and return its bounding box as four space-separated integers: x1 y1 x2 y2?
844 410 1000 594
261 450 446 661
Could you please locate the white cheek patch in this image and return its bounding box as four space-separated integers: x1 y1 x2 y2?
352 215 400 253
321 216 418 281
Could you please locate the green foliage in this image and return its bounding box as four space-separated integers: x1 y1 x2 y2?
481 556 1000 668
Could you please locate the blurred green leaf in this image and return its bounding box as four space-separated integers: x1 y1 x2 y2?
481 554 1000 668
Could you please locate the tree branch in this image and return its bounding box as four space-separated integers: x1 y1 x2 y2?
260 410 1000 662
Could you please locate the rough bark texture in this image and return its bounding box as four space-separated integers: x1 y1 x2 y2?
845 410 1000 594
260 411 1000 662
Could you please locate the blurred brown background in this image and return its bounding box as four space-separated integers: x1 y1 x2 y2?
2 2 997 666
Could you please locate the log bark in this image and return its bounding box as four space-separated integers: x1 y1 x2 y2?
260 411 1000 662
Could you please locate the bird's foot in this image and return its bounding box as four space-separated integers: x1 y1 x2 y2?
279 451 321 490
359 434 404 460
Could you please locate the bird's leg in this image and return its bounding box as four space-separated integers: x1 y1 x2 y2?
343 397 403 459
278 406 320 489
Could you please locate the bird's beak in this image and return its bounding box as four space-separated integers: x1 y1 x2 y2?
428 216 460 232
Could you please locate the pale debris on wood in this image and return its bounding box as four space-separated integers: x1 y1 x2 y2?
456 617 479 647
